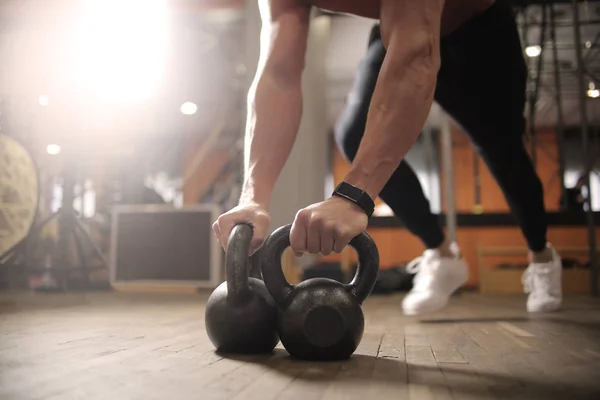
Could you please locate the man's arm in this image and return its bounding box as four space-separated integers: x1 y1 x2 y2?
343 0 444 199
240 0 311 208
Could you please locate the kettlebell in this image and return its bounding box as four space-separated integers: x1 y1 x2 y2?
205 224 279 354
261 224 379 361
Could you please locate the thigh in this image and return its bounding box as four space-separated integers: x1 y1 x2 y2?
434 1 527 149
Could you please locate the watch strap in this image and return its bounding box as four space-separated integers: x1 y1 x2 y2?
332 181 375 218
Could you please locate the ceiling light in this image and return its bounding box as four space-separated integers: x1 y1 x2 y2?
46 144 61 155
525 45 542 58
38 95 50 106
180 102 198 115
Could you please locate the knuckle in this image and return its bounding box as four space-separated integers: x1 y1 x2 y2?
295 209 311 224
322 222 335 234
333 225 347 238
308 216 324 230
255 212 270 226
216 214 228 225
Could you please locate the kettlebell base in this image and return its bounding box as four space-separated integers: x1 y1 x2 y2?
215 338 278 355
280 327 363 362
282 341 358 361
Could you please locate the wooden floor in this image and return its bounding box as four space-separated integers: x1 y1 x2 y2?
1 291 600 400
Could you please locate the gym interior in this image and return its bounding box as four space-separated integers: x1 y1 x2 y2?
1 0 599 399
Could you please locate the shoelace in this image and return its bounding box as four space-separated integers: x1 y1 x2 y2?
405 255 440 291
405 256 423 274
406 244 461 275
521 266 552 295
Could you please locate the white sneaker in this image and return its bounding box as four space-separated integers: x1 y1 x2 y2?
522 244 562 313
402 245 469 316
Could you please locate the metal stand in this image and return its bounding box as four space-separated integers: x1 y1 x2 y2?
549 4 569 210
441 115 457 243
0 166 108 291
572 0 599 296
518 1 598 297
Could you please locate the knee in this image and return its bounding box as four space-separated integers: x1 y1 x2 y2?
476 139 541 182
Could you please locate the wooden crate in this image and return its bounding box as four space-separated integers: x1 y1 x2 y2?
477 246 600 295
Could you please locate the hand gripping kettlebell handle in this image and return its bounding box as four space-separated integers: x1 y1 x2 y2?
260 225 295 306
226 223 255 304
260 225 379 306
344 230 380 304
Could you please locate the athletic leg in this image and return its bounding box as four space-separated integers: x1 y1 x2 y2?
434 0 562 312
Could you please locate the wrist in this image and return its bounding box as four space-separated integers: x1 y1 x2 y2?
344 158 397 200
240 182 271 210
342 169 378 200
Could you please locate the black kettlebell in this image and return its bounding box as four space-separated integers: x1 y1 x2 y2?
260 224 379 361
205 224 279 354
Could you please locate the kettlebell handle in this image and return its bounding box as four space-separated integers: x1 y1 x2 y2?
343 230 380 304
226 224 255 304
260 224 379 306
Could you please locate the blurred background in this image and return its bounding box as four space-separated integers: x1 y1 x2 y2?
0 0 598 297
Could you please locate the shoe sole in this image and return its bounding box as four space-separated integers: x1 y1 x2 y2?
402 272 469 316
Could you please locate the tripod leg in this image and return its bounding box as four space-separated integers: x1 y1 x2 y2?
71 228 92 289
74 219 109 268
2 212 60 268
0 245 18 264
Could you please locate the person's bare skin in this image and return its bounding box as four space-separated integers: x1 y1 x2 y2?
213 0 496 256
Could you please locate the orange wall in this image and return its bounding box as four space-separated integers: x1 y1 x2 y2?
325 226 600 286
326 126 597 286
444 123 562 213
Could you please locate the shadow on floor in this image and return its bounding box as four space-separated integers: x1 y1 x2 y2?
419 317 530 324
418 316 600 333
218 349 599 400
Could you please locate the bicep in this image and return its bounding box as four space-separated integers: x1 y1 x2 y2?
258 0 311 82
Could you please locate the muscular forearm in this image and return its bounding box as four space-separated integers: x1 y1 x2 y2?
344 46 440 200
241 71 303 208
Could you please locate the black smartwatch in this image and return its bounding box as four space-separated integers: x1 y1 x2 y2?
332 181 375 218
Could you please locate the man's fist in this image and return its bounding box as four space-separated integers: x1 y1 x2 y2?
290 196 368 256
213 202 270 255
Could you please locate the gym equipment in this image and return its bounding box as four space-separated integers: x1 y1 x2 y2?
1 157 108 290
205 223 279 354
261 224 379 361
0 133 39 258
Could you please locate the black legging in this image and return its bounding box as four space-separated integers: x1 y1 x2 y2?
334 0 548 252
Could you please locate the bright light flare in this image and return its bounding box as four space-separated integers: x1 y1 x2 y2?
38 95 50 106
46 144 61 155
525 45 541 58
180 102 198 115
72 0 169 104
588 83 599 98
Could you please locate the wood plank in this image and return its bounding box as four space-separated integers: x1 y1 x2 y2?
372 332 408 399
321 333 382 400
404 325 452 400
1 292 600 400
